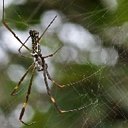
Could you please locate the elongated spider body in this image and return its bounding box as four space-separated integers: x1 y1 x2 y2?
29 30 44 71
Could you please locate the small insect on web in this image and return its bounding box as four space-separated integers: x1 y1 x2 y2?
2 0 86 126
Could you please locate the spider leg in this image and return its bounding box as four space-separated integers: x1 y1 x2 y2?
43 66 63 113
44 64 86 113
38 15 57 42
11 63 34 96
18 36 32 58
43 45 62 59
19 66 36 126
45 66 65 88
2 0 31 52
18 36 31 54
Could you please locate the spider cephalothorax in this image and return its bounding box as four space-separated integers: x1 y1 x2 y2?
29 30 44 71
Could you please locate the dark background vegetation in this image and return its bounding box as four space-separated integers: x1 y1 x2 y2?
1 0 128 128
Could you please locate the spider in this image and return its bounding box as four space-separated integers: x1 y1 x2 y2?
2 0 85 125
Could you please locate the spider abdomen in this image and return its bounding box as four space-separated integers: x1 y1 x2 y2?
33 54 44 71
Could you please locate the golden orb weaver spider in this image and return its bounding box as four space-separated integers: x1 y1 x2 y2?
2 0 85 125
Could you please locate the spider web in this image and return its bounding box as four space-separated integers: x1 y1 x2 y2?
0 0 128 128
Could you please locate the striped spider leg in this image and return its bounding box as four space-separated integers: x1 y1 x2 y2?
2 0 31 53
2 0 86 126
